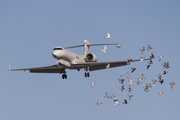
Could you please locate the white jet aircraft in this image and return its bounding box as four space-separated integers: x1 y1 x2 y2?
9 40 151 79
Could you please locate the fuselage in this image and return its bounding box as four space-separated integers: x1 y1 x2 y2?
52 46 85 65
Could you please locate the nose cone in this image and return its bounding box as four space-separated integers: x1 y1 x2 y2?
52 50 60 59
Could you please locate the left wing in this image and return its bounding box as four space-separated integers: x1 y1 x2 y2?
8 63 65 73
75 58 151 71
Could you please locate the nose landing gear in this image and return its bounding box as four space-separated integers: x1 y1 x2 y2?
85 72 90 77
62 73 67 79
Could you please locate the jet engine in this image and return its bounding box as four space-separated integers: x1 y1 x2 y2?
85 53 98 62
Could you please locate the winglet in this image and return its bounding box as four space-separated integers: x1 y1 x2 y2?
8 62 11 71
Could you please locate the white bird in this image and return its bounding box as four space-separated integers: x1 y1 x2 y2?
97 101 102 106
90 82 95 88
140 56 145 61
114 100 119 106
158 91 163 97
106 63 110 69
137 77 142 85
102 46 107 53
116 44 121 48
128 80 133 85
105 33 111 39
158 56 163 61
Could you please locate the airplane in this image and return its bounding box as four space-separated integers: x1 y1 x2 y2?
9 40 152 79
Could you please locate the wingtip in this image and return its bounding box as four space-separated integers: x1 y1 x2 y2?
8 62 11 71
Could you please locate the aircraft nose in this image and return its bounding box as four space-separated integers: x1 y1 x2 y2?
52 50 60 59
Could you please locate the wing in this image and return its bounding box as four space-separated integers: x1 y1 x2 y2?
8 63 64 73
75 58 151 71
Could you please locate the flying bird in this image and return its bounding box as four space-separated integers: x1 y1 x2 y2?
110 94 115 99
148 59 153 64
97 101 102 106
152 78 157 86
128 95 133 100
102 46 107 53
170 82 175 89
123 99 128 104
90 82 95 88
118 75 125 84
158 91 163 97
150 51 155 59
105 33 111 39
158 56 163 61
125 73 130 79
131 68 137 73
119 84 125 92
104 92 110 98
128 80 133 85
140 56 145 61
141 74 145 79
127 85 132 93
137 77 142 85
163 71 168 75
140 46 145 54
147 44 152 51
146 64 150 69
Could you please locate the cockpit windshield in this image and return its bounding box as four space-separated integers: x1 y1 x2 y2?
53 48 63 50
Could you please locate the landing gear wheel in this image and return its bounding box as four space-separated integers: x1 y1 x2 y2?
85 72 90 77
87 72 90 77
62 74 67 79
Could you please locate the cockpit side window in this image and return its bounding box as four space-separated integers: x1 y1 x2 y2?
53 48 63 50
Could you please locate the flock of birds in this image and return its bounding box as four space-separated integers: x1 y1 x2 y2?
92 33 175 106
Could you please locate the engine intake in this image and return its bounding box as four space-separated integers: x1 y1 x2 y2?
85 53 98 62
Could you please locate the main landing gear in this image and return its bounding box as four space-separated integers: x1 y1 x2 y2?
85 72 90 77
62 73 67 79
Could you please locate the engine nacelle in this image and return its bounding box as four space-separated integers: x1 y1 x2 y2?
85 53 98 62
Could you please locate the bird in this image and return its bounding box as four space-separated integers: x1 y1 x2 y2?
90 82 95 88
146 64 150 69
158 56 163 61
127 57 132 65
114 100 119 106
148 59 153 64
118 75 125 84
97 101 102 106
163 71 168 75
143 83 150 93
150 51 155 59
137 77 142 85
140 56 145 61
123 99 128 104
170 82 175 89
116 44 121 48
158 91 163 97
140 46 145 54
147 44 152 51
166 62 170 69
106 63 110 69
128 95 133 100
128 80 133 85
110 94 115 99
131 68 137 73
152 78 157 86
127 85 132 93
162 62 167 69
125 73 130 79
102 46 107 53
160 77 164 85
141 74 145 80
104 92 110 98
105 33 111 39
119 84 125 92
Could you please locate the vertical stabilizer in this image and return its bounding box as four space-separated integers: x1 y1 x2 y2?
83 40 90 58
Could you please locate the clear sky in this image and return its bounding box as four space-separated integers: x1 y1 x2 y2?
1 0 180 120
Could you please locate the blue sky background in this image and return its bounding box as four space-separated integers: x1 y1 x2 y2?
1 0 180 120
